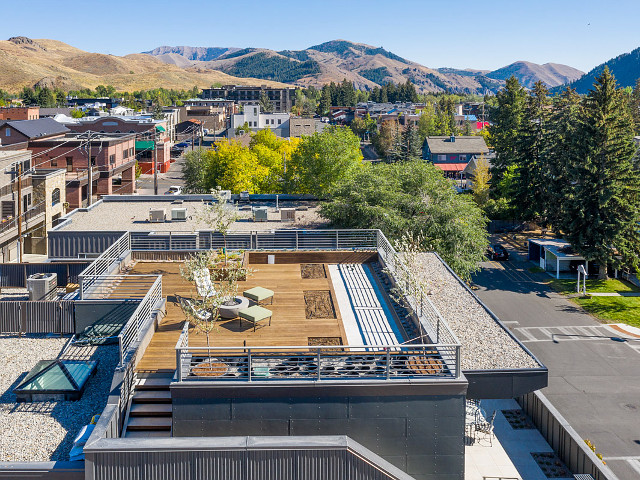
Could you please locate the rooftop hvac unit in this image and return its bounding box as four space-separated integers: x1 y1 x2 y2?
253 206 268 222
171 207 187 221
238 191 250 204
27 273 57 301
280 208 296 222
149 208 166 223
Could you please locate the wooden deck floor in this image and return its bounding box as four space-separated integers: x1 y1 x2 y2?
134 260 346 373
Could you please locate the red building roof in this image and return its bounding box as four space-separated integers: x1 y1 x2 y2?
433 163 467 172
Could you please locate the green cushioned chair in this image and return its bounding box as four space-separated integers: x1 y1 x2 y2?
238 305 273 332
243 286 274 305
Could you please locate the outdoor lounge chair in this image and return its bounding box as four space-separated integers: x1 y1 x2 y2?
194 269 216 299
178 295 212 322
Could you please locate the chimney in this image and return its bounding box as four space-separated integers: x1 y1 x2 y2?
450 135 455 142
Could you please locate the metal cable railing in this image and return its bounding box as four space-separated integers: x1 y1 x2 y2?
79 232 131 298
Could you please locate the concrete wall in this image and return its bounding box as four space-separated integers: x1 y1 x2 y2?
171 383 466 480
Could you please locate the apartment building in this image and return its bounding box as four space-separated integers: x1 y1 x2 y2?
180 99 237 132
0 106 40 121
229 105 290 137
201 85 295 112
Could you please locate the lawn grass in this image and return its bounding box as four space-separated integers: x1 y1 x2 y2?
547 278 640 328
528 266 545 274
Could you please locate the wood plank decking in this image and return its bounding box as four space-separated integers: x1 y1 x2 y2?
133 260 346 373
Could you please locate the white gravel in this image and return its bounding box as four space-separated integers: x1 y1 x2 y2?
0 336 117 462
414 253 540 371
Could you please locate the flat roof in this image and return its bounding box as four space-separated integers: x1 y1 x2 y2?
414 253 540 371
56 198 328 233
529 238 584 259
0 336 117 461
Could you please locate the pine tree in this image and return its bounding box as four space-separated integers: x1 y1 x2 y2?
489 76 527 180
401 123 422 161
563 67 640 279
317 86 331 115
511 81 550 222
631 78 640 135
544 87 582 232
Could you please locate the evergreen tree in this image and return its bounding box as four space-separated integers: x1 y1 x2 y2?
544 87 582 231
630 78 640 135
563 68 640 279
511 81 550 222
489 76 527 180
401 123 422 161
317 86 331 115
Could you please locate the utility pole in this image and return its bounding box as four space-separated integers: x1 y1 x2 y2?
16 161 23 263
153 130 158 195
87 133 93 206
191 128 195 151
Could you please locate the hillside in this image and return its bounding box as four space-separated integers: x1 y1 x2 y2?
563 46 640 93
146 40 583 94
485 61 583 88
0 37 287 93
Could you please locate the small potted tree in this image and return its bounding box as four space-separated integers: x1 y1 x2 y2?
196 187 242 268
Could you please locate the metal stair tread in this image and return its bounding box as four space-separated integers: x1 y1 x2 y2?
129 403 172 416
126 417 172 430
132 390 172 402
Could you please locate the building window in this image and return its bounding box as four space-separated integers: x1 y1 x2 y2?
278 119 281 125
437 155 446 162
51 158 57 167
123 149 129 159
5 128 9 137
23 193 31 212
52 188 60 206
109 154 116 164
459 155 467 162
66 157 73 172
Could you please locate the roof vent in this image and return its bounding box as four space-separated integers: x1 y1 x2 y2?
450 136 455 142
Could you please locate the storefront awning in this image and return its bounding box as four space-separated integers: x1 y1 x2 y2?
433 163 467 172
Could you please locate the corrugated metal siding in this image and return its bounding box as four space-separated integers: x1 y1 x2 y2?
0 262 89 287
0 301 74 334
90 448 404 480
48 231 126 258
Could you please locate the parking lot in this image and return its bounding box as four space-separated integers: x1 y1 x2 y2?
472 242 640 479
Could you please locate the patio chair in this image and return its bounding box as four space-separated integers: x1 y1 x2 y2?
194 268 216 299
178 295 212 322
474 410 496 446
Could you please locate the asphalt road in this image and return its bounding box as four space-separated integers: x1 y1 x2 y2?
136 155 186 195
472 244 640 479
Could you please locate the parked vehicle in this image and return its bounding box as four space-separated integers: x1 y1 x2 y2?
486 244 509 261
166 186 183 195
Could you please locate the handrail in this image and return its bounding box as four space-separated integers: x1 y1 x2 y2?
79 232 131 298
117 275 162 367
175 341 461 382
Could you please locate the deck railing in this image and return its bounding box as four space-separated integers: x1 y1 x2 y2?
175 325 460 382
79 232 131 298
118 275 162 367
76 274 159 300
376 231 460 347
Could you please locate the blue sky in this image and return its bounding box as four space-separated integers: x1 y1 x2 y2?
4 0 640 72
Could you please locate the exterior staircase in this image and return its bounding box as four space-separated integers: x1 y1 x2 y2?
124 373 173 438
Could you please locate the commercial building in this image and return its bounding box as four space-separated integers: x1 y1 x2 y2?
289 116 327 138
229 105 290 137
201 85 296 112
0 106 40 121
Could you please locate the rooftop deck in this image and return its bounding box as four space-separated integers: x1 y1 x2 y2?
135 256 352 373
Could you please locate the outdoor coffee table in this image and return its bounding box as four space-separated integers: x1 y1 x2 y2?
238 305 273 332
243 286 274 305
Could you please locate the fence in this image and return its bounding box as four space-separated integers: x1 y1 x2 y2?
0 301 75 334
129 229 380 252
79 232 131 299
518 391 619 480
0 261 89 287
376 231 460 347
175 324 460 382
118 275 162 366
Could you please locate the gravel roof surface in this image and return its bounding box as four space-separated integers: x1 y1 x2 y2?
414 253 540 371
0 336 117 462
57 200 328 232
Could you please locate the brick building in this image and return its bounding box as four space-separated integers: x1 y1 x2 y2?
201 85 295 112
0 106 40 121
27 133 137 209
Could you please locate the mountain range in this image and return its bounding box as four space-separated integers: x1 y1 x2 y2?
9 37 640 96
144 40 584 93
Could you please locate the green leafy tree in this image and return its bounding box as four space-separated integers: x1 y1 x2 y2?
182 149 209 193
235 121 250 136
287 126 363 196
471 154 491 207
258 92 274 113
70 108 85 118
320 161 489 280
562 68 640 279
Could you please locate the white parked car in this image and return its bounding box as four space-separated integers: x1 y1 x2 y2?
166 186 183 195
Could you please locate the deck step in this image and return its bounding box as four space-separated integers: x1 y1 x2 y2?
126 417 172 431
129 403 173 416
136 377 172 390
125 430 171 438
132 390 171 403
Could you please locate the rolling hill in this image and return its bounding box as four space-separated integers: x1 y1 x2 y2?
145 40 583 94
562 46 640 93
0 37 288 93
